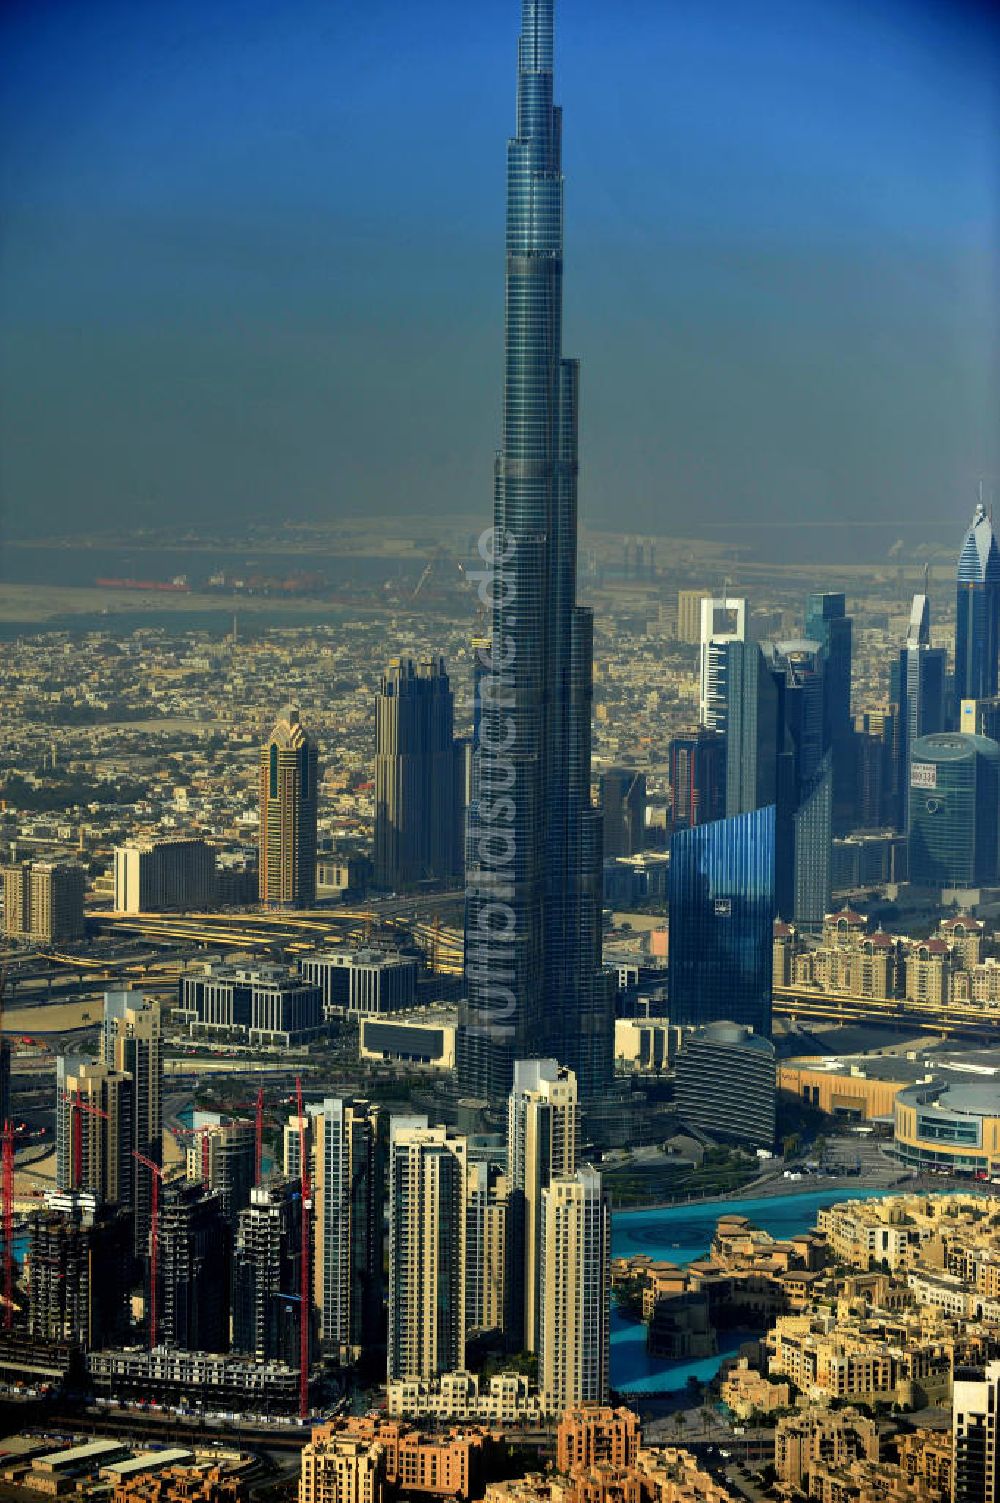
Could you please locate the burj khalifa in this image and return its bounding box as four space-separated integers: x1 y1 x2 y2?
459 0 613 1104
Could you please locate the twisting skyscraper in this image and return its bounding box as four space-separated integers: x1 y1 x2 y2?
460 0 612 1105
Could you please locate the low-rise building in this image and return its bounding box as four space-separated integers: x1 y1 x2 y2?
556 1406 640 1474
386 1371 544 1424
299 949 418 1018
87 1346 300 1411
177 963 323 1047
359 1005 457 1071
300 1420 500 1503
719 1358 790 1420
775 1406 878 1492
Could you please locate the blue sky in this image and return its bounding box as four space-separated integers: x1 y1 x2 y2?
1 0 997 548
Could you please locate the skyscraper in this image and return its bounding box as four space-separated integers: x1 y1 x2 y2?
667 805 776 1037
55 1057 133 1211
699 596 749 734
725 638 830 928
2 861 85 942
768 640 833 929
538 1165 610 1415
804 592 854 832
724 641 781 820
387 1118 467 1381
599 768 646 856
953 1360 1000 1503
232 1178 305 1367
464 1159 509 1339
907 733 1000 890
893 593 946 830
311 1098 385 1363
187 1116 255 1224
506 1059 578 1353
955 502 1000 717
102 989 162 1257
460 0 612 1105
258 707 319 909
159 1182 231 1353
668 730 726 830
27 1193 132 1350
374 657 463 890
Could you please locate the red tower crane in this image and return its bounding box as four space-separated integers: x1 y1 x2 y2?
133 1150 164 1349
295 1075 310 1420
227 1091 273 1186
64 1091 108 1188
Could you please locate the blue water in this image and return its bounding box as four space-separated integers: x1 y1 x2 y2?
610 1186 891 1393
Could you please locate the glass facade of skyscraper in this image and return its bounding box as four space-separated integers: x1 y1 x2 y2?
667 804 776 1039
460 0 612 1103
955 504 1000 716
908 732 1000 889
804 592 854 832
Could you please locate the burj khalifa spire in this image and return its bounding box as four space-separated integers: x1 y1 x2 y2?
460 0 613 1104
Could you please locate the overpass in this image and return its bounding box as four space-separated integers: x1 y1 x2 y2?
774 984 1000 1043
90 903 465 975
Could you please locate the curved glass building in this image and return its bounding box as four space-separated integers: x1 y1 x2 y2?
907 732 1000 889
461 0 612 1103
955 503 1000 714
667 804 776 1039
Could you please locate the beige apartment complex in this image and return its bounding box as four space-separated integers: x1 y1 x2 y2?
55 1058 133 1209
538 1165 611 1415
387 1120 468 1382
507 1059 578 1352
3 859 85 941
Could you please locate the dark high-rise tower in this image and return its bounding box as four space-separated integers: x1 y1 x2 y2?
668 806 776 1038
373 657 463 890
460 0 612 1103
804 592 854 832
600 768 646 856
955 502 1000 717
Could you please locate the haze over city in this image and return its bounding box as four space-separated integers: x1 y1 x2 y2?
2 0 999 553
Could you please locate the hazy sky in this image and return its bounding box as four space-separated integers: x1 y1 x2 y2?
1 0 998 548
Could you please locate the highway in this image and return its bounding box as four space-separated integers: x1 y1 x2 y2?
90 901 465 975
17 907 1000 1043
773 983 1000 1041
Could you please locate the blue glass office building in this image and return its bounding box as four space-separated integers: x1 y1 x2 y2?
907 732 1000 890
668 805 776 1039
460 0 612 1102
955 504 1000 715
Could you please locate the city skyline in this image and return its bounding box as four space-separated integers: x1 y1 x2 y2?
3 0 1000 1473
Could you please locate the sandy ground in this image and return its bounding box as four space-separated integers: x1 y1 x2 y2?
5 1000 101 1034
15 1148 55 1203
